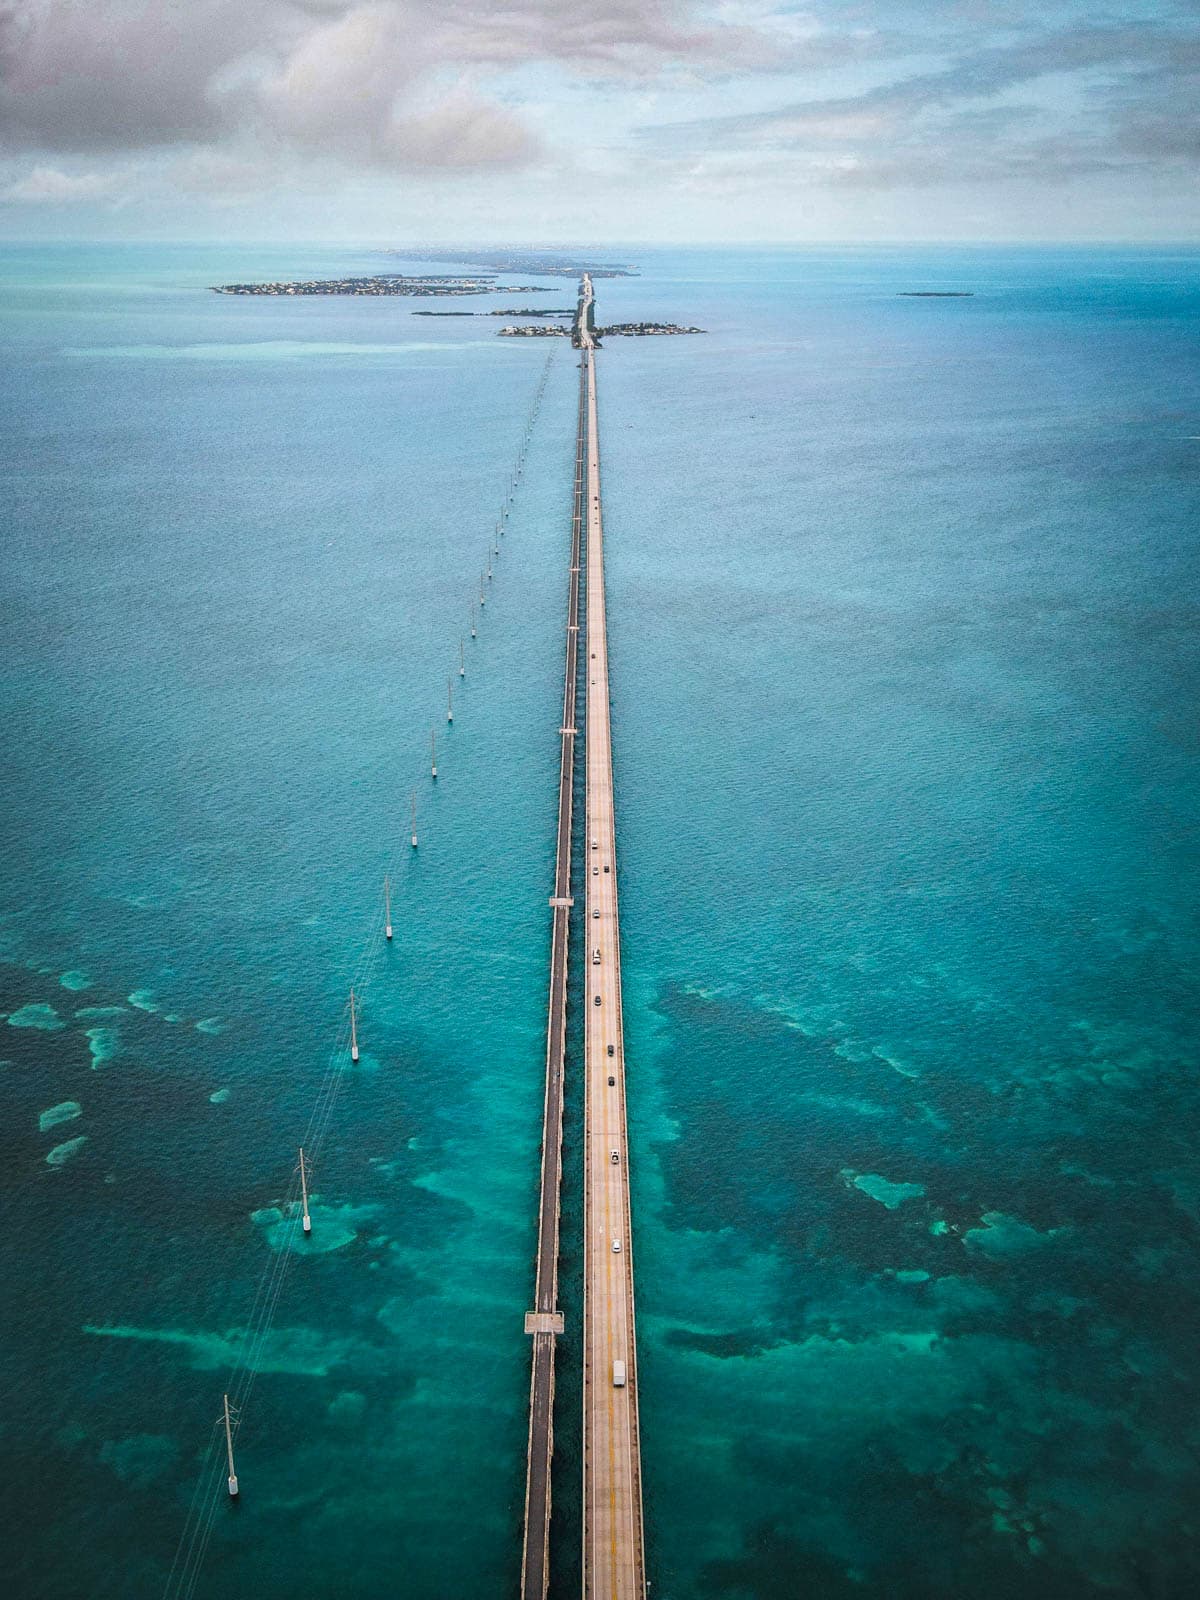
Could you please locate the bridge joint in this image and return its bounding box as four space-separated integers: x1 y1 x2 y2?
525 1312 565 1335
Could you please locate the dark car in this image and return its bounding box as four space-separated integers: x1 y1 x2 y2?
594 995 601 1006
606 1044 615 1057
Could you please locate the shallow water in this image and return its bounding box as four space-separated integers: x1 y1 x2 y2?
2 242 1199 1598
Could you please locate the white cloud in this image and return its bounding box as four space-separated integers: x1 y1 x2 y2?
387 91 540 167
0 163 121 201
253 4 421 147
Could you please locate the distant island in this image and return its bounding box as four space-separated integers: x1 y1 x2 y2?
212 276 554 297
898 291 974 297
391 249 637 279
412 307 573 318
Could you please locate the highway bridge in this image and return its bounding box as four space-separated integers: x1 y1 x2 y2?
578 283 646 1600
520 274 645 1600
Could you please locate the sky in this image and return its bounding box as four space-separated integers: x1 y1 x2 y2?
0 0 1197 243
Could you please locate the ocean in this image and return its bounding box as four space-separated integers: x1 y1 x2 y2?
2 242 1199 1599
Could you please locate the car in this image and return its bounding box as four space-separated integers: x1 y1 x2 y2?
608 1075 615 1085
610 1149 619 1164
594 994 601 1006
606 1044 614 1057
592 949 601 965
591 838 598 850
611 1238 621 1252
592 908 600 919
592 865 598 875
603 865 610 873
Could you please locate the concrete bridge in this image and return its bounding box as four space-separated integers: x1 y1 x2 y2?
520 272 645 1600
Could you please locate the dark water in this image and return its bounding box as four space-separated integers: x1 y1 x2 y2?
2 243 1199 1598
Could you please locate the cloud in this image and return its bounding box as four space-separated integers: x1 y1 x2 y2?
386 93 540 168
428 0 757 71
245 3 538 166
0 162 120 201
0 0 767 179
1 2 1196 224
0 1 264 150
252 4 423 149
638 18 1200 188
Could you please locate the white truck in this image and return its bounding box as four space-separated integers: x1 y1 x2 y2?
612 1359 627 1388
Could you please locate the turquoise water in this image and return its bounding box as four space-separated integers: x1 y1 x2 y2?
2 243 1200 1598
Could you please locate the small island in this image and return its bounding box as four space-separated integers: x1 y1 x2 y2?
498 319 704 339
497 320 704 339
594 323 705 337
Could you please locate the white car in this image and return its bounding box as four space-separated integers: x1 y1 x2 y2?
611 1238 622 1252
610 1149 619 1164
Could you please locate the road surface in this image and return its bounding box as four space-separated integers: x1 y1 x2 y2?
580 284 647 1600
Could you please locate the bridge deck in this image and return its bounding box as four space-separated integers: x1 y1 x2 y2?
580 280 647 1600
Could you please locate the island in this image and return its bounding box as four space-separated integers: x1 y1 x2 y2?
391 249 637 278
211 276 555 297
497 320 704 340
413 307 572 318
594 323 705 336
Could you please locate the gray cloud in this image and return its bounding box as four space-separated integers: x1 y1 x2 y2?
0 1 268 150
